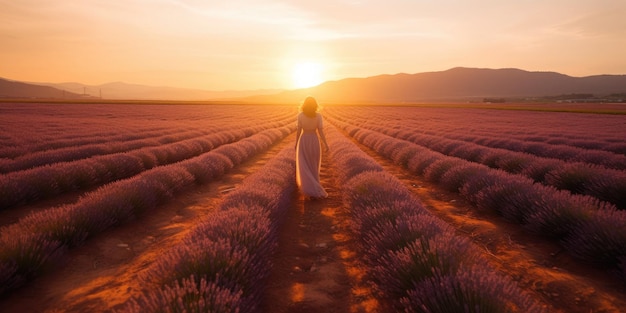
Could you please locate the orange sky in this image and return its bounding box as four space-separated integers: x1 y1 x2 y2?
1 0 625 91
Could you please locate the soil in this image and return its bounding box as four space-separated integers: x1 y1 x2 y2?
0 140 288 313
2 133 626 313
260 151 385 313
345 138 626 313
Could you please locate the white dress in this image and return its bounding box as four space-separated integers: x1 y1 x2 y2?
296 112 328 198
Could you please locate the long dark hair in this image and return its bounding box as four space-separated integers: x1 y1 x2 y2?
301 96 318 118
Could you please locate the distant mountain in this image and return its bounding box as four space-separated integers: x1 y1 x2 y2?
0 77 84 99
249 67 626 104
36 81 283 101
4 67 626 102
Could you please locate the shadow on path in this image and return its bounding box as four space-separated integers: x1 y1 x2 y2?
262 154 380 313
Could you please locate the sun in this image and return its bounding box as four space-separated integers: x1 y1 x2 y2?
292 61 324 89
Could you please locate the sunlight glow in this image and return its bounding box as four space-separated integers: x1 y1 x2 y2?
292 61 324 89
3 1 626 90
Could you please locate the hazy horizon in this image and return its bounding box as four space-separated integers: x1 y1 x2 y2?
2 0 625 91
7 66 626 94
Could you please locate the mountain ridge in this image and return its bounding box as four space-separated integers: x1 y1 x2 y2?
32 81 284 101
2 67 626 102
252 67 626 104
0 77 85 99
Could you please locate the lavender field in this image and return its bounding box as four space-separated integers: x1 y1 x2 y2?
1 101 625 313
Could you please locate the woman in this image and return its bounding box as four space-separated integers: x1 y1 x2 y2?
295 96 329 199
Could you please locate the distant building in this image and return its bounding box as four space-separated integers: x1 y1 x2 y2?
483 98 506 103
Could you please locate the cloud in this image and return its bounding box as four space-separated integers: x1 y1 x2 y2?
1 0 625 89
553 7 626 38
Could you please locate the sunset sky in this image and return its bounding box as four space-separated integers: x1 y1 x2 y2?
1 0 625 91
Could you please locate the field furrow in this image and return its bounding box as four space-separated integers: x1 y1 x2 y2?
325 110 626 210
0 123 294 296
2 102 625 313
325 106 626 155
0 110 294 172
262 132 380 313
326 107 626 164
0 117 294 210
327 115 626 270
332 123 626 313
0 131 293 313
324 124 548 312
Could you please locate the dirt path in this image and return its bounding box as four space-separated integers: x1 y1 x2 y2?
350 136 626 313
261 152 383 313
0 139 291 313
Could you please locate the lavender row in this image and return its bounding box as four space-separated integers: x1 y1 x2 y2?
0 107 295 162
0 125 189 160
325 106 626 154
323 106 624 145
0 125 172 160
120 145 296 313
0 111 294 163
0 127 220 173
437 128 626 159
0 125 293 296
0 103 296 159
324 125 545 312
330 119 626 275
326 112 626 209
0 119 293 211
326 108 626 170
